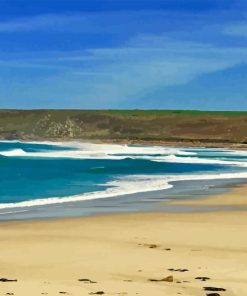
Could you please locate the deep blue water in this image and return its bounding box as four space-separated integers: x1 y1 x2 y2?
0 141 246 210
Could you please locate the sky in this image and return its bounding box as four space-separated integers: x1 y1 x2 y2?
0 0 247 110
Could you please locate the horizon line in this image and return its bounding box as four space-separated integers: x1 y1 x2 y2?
1 108 247 113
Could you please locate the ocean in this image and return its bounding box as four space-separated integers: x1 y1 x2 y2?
0 140 247 220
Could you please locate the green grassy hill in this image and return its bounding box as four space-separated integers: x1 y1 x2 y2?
0 109 247 146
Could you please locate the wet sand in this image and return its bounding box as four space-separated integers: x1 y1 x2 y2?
169 183 247 208
0 185 247 296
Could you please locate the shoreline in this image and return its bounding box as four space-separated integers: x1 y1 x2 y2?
1 137 247 150
1 139 247 221
168 182 247 208
0 177 246 221
0 185 247 295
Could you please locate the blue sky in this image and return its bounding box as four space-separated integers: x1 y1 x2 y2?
0 0 247 110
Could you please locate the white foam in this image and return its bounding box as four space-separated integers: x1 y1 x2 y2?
148 154 247 167
0 171 247 210
0 148 126 160
0 140 247 210
226 150 247 156
0 141 197 159
1 142 246 168
0 210 29 215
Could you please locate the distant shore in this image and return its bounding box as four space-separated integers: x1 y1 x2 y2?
94 138 247 149
0 184 247 295
1 109 247 149
1 137 247 150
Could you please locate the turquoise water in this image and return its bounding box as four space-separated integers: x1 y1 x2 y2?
0 141 247 213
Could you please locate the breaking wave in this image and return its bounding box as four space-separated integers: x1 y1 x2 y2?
0 140 247 211
0 171 247 209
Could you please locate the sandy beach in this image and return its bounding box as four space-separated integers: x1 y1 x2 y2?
0 185 247 296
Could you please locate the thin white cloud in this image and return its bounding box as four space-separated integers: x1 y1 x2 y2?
1 34 247 106
0 9 222 33
0 11 158 32
68 36 247 101
224 22 247 37
0 14 63 32
0 6 247 108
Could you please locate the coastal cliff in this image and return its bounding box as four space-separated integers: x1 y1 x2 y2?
0 109 247 147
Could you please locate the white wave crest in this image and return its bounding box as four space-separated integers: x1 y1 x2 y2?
0 148 127 160
226 150 247 156
1 143 247 168
148 154 247 167
0 141 197 159
0 171 247 210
